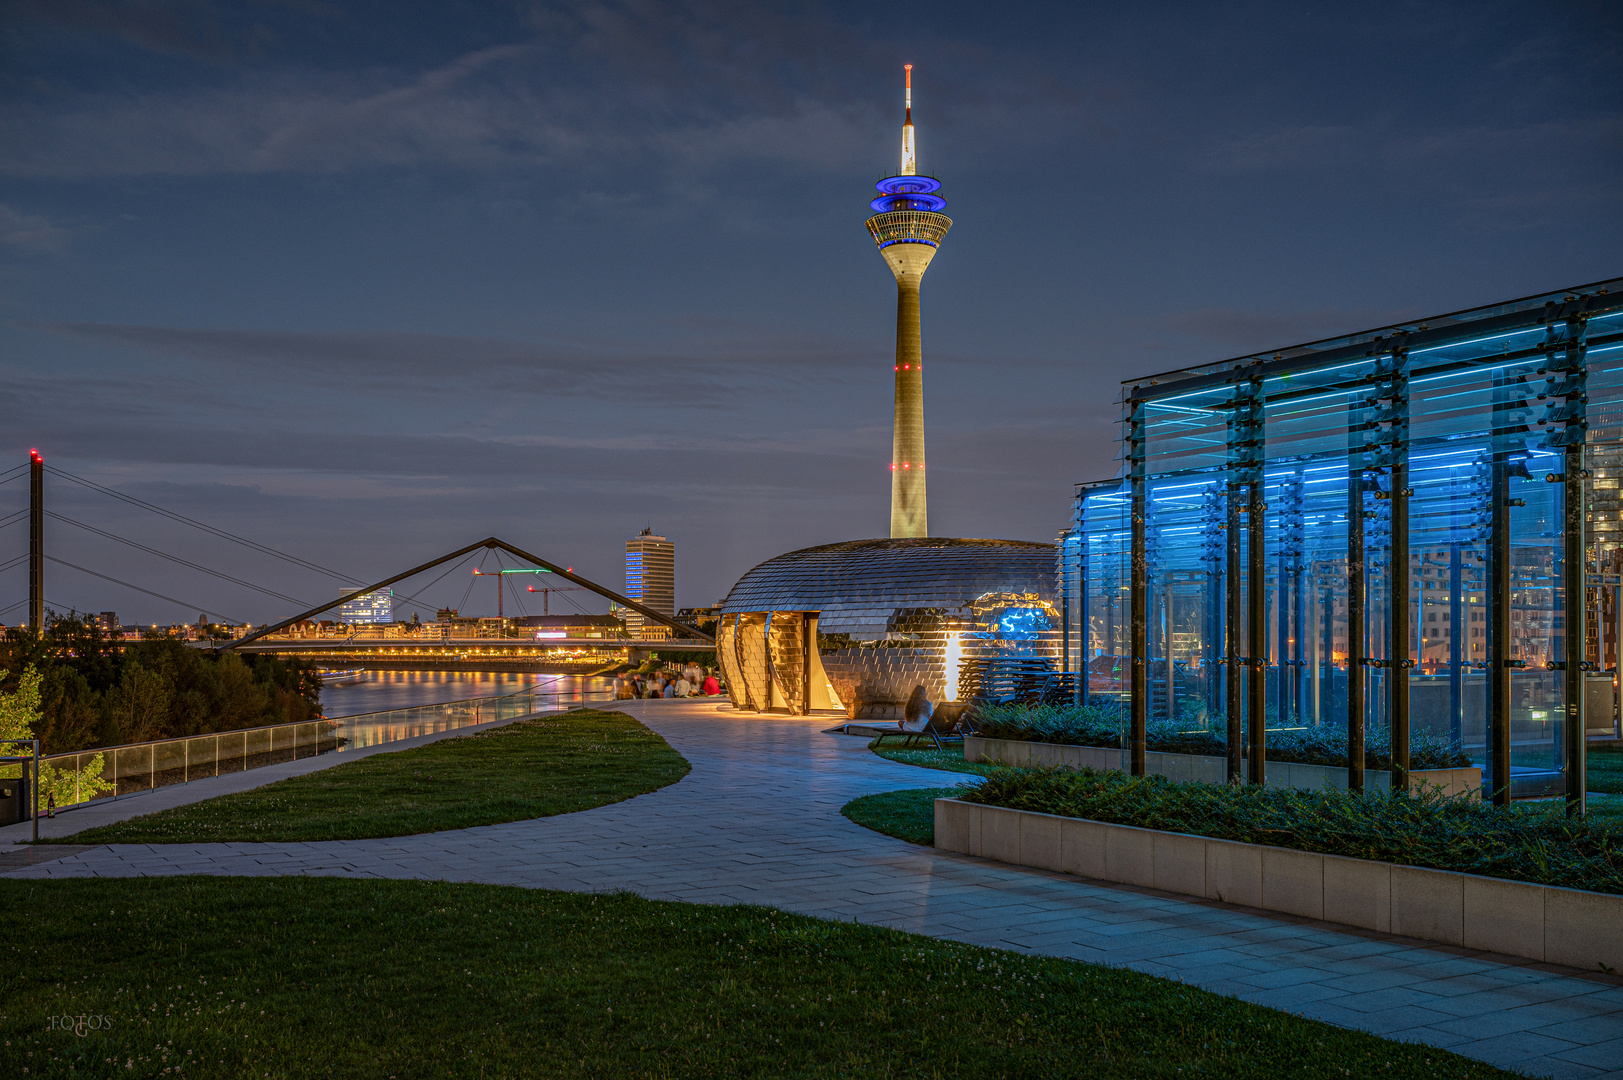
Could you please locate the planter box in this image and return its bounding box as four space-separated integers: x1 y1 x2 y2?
964 736 1480 799
934 798 1623 973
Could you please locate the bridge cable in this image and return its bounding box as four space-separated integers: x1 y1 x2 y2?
455 550 488 613
0 509 28 530
45 556 243 624
0 464 28 487
44 465 365 585
39 464 461 617
44 511 311 607
381 551 480 618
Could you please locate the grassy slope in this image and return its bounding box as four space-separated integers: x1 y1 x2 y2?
59 708 689 844
0 876 1517 1080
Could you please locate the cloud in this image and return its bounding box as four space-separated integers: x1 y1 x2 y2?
1161 307 1423 351
0 204 68 252
7 0 233 60
26 319 885 402
1202 124 1364 173
0 0 1102 180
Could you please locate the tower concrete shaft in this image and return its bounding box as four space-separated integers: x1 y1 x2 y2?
885 243 935 537
866 66 950 538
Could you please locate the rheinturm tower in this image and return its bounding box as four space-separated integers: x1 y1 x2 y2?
866 64 951 538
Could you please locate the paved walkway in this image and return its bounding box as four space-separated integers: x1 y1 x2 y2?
8 700 1623 1078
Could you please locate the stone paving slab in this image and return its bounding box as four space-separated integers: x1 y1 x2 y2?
4 698 1622 1077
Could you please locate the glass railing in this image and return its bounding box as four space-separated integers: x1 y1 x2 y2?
37 683 613 810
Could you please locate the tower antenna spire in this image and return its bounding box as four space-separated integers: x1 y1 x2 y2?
900 64 916 176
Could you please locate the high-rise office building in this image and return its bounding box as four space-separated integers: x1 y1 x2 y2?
338 588 393 624
624 529 675 637
866 64 951 538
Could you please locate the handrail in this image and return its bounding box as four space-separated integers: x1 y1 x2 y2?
34 680 613 812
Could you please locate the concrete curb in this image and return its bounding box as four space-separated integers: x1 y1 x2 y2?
934 797 1623 975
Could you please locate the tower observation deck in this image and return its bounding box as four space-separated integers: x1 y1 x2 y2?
866 64 951 539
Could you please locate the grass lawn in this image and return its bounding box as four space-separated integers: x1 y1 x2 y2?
55 708 688 845
0 876 1518 1079
844 786 948 846
868 742 991 776
1590 745 1623 794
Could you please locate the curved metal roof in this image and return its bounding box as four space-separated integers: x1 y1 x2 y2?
718 537 1057 637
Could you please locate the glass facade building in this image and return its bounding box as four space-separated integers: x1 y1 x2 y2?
717 538 1060 718
338 588 393 625
1064 279 1623 806
624 529 676 638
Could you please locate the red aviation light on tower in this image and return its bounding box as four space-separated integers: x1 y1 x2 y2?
30 448 41 463
900 64 916 176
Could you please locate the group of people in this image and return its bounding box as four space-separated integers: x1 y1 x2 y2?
614 662 720 700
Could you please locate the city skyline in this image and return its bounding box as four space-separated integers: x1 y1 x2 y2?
1 1 1619 623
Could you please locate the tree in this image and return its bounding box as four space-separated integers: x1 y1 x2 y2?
0 666 113 806
108 660 170 744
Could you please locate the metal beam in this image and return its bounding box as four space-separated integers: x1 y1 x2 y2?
1124 285 1623 404
221 536 713 651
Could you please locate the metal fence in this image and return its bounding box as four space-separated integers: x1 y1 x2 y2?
39 683 612 809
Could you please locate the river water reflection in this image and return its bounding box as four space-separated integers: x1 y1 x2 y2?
319 670 613 717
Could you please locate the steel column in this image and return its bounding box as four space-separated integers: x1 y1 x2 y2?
1487 370 1515 807
1377 340 1413 793
1390 460 1411 792
1225 484 1242 782
1348 415 1367 791
1565 449 1587 816
1129 401 1148 776
28 450 43 633
1077 491 1091 707
1247 476 1267 784
1545 299 1590 816
1449 533 1463 743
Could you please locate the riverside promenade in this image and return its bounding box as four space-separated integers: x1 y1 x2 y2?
7 699 1623 1077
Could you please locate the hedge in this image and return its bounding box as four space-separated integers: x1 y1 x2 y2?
960 766 1623 895
973 704 1471 771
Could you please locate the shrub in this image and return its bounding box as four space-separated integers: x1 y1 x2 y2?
961 766 1623 895
972 704 1471 770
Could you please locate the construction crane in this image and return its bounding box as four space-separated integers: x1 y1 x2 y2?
525 584 586 616
472 566 575 618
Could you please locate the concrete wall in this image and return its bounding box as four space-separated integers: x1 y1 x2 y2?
965 736 1482 799
935 798 1623 973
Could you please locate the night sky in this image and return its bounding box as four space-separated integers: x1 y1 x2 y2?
2 1 1619 625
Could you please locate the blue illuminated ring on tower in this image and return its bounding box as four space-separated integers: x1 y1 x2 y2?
876 175 942 195
870 174 947 214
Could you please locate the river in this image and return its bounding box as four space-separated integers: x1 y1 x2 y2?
318 670 614 718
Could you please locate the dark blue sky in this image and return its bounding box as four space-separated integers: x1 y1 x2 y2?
1 0 1619 624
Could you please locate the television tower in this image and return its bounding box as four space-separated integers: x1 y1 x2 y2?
866 64 951 538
